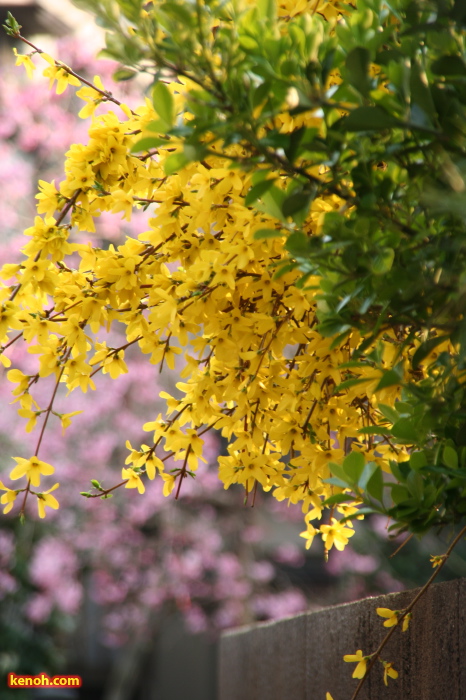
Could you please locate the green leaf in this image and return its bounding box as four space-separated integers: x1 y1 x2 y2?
159 2 194 26
412 335 449 370
117 0 143 23
322 493 355 507
285 231 310 257
345 47 371 96
358 461 378 491
113 68 137 81
443 445 458 470
253 228 283 240
130 136 167 153
152 81 175 129
371 248 394 275
343 451 365 484
390 460 407 483
317 318 352 337
145 119 170 133
390 483 410 504
255 186 286 221
328 461 347 481
323 476 351 488
406 470 424 501
282 190 314 219
272 261 297 279
410 451 427 470
358 425 392 436
256 0 276 21
342 106 401 131
431 55 466 77
390 418 417 442
410 59 435 123
393 401 413 415
378 403 399 424
164 151 190 175
339 506 376 522
334 376 373 392
245 179 276 206
3 11 22 35
375 369 401 391
367 466 384 503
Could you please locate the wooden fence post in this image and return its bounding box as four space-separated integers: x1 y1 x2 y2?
219 578 466 700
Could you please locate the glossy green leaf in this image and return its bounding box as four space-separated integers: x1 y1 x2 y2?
245 179 276 206
375 369 401 391
390 418 418 442
130 136 167 153
412 335 450 370
367 466 384 502
431 55 466 77
343 451 365 484
371 248 394 275
443 445 458 470
113 68 137 81
152 81 175 129
163 151 190 175
410 450 427 470
390 483 410 504
253 228 283 240
345 47 371 96
285 232 310 257
343 106 401 131
377 404 399 424
282 190 314 218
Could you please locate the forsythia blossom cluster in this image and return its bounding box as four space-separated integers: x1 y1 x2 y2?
1 0 412 546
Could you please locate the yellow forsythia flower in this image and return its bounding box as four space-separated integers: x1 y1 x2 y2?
376 607 399 628
122 467 145 494
343 650 368 679
382 661 398 686
10 456 54 488
13 48 36 79
41 53 80 94
37 483 60 518
320 518 355 551
0 481 19 514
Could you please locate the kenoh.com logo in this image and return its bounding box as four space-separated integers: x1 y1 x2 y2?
8 673 82 688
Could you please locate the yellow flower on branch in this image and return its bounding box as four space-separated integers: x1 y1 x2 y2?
376 607 399 628
299 522 318 550
13 48 35 79
401 612 412 632
382 660 399 686
76 75 106 119
343 649 369 679
161 472 176 496
122 467 145 494
59 411 83 435
10 456 55 488
102 351 128 379
17 406 40 433
7 368 30 396
320 518 355 551
35 180 60 217
430 554 445 568
41 53 80 94
0 481 20 515
36 483 60 518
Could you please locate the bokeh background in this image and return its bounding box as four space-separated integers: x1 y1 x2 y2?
1 2 466 698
